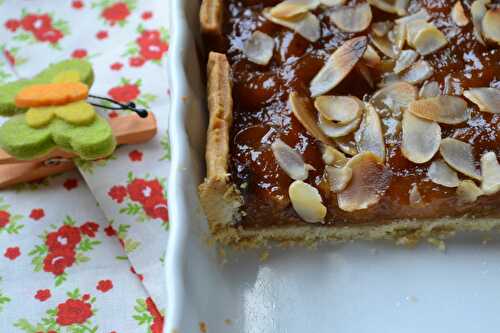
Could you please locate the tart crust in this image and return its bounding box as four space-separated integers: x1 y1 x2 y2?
200 0 224 34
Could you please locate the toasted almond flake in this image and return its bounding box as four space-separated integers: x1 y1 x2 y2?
428 159 460 187
451 1 469 27
482 8 500 45
334 135 358 156
413 25 448 55
320 0 347 5
271 138 310 180
401 111 441 163
355 104 386 161
480 152 500 195
330 2 372 33
370 34 399 59
362 44 381 67
440 138 482 180
357 63 375 88
471 0 490 45
314 95 363 123
243 31 275 65
393 49 418 74
321 144 348 166
337 152 391 212
419 81 440 98
326 165 353 192
289 92 336 145
367 0 408 16
405 19 430 47
395 8 430 25
376 59 396 73
457 180 484 203
270 0 320 19
400 60 433 84
388 23 406 50
371 81 417 112
409 183 424 206
463 88 500 113
371 21 392 36
289 180 327 223
263 8 321 42
408 96 468 124
319 114 362 138
310 36 367 97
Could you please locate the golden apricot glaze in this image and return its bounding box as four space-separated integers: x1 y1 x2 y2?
209 0 500 227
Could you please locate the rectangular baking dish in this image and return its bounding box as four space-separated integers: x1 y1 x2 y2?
166 1 500 332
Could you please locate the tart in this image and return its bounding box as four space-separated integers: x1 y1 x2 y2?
199 0 500 248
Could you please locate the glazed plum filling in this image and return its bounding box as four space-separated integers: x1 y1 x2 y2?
217 0 499 227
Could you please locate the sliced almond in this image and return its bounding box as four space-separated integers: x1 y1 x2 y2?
270 0 320 19
419 81 440 98
463 87 500 113
243 31 275 65
400 60 434 85
310 36 367 97
271 138 310 180
388 23 406 51
289 92 335 145
480 151 500 195
393 49 418 74
401 111 441 163
451 1 469 27
370 81 417 112
326 165 353 192
362 44 381 67
355 104 386 161
413 25 448 55
440 138 482 180
395 8 430 25
334 135 358 156
337 152 391 212
428 159 460 187
409 183 424 206
471 0 490 45
371 34 399 59
371 21 392 37
263 8 321 42
482 8 500 45
457 180 484 203
289 180 327 223
367 0 408 16
320 0 347 6
314 95 363 123
330 2 372 33
357 62 375 88
408 96 468 124
406 19 431 47
319 114 362 138
321 144 348 166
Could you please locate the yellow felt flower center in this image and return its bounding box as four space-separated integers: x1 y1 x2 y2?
26 101 96 128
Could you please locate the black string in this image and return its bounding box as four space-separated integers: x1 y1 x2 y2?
87 94 149 118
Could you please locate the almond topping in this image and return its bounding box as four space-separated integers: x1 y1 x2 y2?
406 19 431 47
334 135 358 156
480 152 500 195
463 87 500 113
457 180 484 203
329 2 372 33
371 21 392 36
401 111 441 164
355 104 386 162
270 0 320 19
243 31 275 65
337 152 391 212
320 0 347 5
408 96 468 124
371 81 417 113
319 114 362 138
428 159 460 187
400 60 433 84
393 49 418 74
314 95 363 123
271 138 311 180
413 25 448 56
370 34 399 59
471 0 490 45
326 165 353 193
440 138 482 180
451 1 469 27
395 8 430 25
362 44 381 67
367 0 408 16
419 81 440 98
321 144 348 166
409 183 424 206
310 36 367 97
289 180 327 223
482 8 500 45
357 63 375 88
263 8 321 42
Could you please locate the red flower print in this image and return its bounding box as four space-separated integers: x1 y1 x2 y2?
108 84 140 103
43 248 76 276
104 225 117 237
108 185 128 203
35 289 51 302
5 19 20 32
30 208 45 221
3 50 15 66
151 318 164 333
110 62 123 71
128 150 143 161
72 49 87 59
101 2 130 25
137 30 168 61
127 179 150 203
21 14 51 32
141 11 153 20
130 266 144 281
56 299 93 326
129 56 145 67
96 30 108 40
0 211 10 228
34 27 64 44
108 111 119 118
46 225 82 251
80 221 99 238
143 197 168 222
146 297 164 333
4 247 20 260
72 0 84 9
82 294 91 301
63 178 78 190
96 279 113 292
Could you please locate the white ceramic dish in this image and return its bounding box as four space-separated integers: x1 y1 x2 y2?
166 1 500 332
